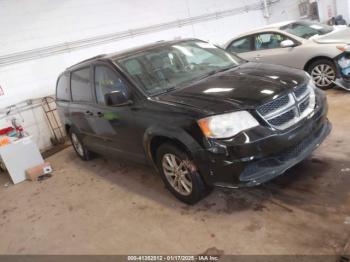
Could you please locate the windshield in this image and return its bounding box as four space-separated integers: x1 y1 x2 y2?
280 21 334 39
115 40 242 95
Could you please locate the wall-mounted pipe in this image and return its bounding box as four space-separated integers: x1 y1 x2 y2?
263 0 270 18
0 98 45 120
0 0 279 67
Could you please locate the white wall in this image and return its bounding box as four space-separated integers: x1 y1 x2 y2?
335 0 350 22
266 0 302 23
316 0 337 22
0 0 268 108
0 0 301 151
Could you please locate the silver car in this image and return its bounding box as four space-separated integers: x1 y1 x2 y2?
224 20 350 90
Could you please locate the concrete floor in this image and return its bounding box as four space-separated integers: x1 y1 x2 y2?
0 89 350 255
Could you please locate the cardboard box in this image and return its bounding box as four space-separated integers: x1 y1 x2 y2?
25 162 52 181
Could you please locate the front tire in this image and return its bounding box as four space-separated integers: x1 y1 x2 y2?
308 59 336 90
69 128 93 161
156 143 210 204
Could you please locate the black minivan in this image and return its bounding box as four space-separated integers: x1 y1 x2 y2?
56 39 331 204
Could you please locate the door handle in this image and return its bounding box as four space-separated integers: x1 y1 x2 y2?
85 110 94 116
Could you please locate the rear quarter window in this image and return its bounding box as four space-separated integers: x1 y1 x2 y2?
56 73 70 101
71 67 93 102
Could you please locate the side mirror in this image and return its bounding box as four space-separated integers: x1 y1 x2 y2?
280 39 296 48
104 91 132 106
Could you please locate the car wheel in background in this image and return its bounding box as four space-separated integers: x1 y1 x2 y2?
156 143 210 204
69 128 93 161
308 59 336 90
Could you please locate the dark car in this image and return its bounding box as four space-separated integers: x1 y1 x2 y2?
56 39 331 204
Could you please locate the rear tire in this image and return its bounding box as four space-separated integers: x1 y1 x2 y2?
156 143 210 204
308 59 336 90
69 128 93 161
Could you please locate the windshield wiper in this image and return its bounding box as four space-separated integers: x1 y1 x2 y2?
197 65 236 81
152 86 177 96
214 65 237 74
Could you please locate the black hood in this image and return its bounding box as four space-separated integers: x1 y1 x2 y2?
157 62 308 114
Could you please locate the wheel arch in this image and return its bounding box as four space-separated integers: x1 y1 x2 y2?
143 126 202 165
65 123 81 137
149 136 191 163
303 56 335 71
65 124 71 135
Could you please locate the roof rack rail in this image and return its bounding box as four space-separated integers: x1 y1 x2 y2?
67 54 106 69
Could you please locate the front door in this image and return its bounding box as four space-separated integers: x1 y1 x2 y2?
88 63 145 161
227 32 302 69
250 32 301 68
69 66 97 148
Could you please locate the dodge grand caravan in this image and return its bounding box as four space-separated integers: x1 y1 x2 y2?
56 39 331 204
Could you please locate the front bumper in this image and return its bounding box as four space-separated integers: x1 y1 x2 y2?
236 120 331 186
193 89 331 188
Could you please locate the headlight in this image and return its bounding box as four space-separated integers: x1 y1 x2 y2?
197 111 259 139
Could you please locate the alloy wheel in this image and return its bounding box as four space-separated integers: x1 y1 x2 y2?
310 64 336 87
71 133 84 157
162 153 193 196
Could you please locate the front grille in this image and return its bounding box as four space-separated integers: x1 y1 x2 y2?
268 109 296 126
299 98 310 113
257 95 289 115
256 84 315 130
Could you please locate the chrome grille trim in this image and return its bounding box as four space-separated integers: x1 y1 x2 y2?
268 108 296 126
257 95 290 115
298 96 310 114
257 85 315 130
263 94 295 120
294 84 308 100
